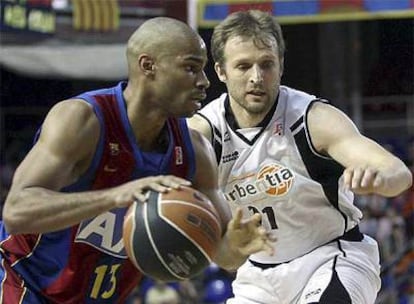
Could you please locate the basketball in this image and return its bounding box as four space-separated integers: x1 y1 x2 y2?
123 186 223 282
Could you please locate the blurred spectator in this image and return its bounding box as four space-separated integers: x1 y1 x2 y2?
203 278 233 304
145 281 180 304
201 263 234 304
394 247 414 302
126 290 143 304
177 279 199 304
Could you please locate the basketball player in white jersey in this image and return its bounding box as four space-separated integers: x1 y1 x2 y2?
188 10 412 304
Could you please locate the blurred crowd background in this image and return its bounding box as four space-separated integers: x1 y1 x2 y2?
1 0 413 303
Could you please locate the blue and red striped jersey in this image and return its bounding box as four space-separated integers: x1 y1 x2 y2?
0 81 196 303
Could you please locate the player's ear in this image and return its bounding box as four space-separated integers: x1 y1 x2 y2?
139 54 155 76
214 62 227 83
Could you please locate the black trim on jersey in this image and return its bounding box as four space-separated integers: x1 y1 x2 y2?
249 225 361 269
291 100 348 232
290 99 330 137
303 99 331 158
290 116 304 133
194 113 215 143
336 240 346 257
309 256 352 304
292 128 345 210
195 113 223 163
224 94 279 145
212 125 223 164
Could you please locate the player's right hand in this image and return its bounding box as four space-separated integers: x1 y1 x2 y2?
112 175 191 208
226 208 276 256
343 167 383 195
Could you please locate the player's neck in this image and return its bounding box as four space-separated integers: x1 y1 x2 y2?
123 82 169 152
231 106 267 129
133 115 169 152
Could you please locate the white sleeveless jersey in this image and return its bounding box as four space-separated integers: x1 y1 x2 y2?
198 86 363 263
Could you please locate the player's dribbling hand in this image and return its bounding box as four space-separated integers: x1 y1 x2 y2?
112 175 192 207
343 167 384 195
226 208 276 256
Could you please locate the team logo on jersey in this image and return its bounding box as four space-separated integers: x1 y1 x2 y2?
273 123 283 136
257 164 294 196
175 146 183 165
225 163 294 202
75 209 127 258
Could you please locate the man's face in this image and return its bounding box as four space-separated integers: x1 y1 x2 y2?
216 35 282 116
154 37 210 118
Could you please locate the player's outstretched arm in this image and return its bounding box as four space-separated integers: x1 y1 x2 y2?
308 102 412 197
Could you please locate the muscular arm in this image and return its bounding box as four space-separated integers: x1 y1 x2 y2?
190 129 231 230
189 129 272 271
187 114 213 143
3 100 189 234
308 102 412 197
3 100 114 234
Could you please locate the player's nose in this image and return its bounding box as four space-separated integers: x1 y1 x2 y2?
197 70 210 89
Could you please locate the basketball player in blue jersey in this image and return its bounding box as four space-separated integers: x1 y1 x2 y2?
0 17 274 303
188 10 413 304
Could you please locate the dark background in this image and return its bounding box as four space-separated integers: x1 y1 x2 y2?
1 18 413 166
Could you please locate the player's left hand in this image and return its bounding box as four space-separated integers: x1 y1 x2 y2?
226 208 276 256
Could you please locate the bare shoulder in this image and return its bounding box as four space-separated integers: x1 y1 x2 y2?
307 101 359 153
188 125 231 225
189 128 218 183
308 102 352 126
7 99 101 192
41 98 100 157
189 127 213 153
187 114 213 142
46 98 98 131
30 98 101 183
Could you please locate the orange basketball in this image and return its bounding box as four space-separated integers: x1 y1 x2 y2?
123 186 223 282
